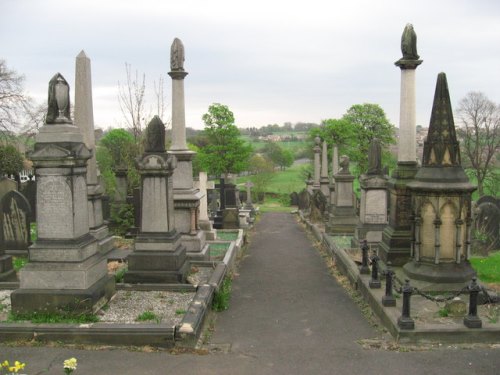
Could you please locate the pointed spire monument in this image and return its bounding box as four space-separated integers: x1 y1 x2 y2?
403 73 476 286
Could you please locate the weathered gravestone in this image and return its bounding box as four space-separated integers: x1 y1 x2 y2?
0 177 17 200
290 192 299 206
473 195 500 255
0 190 32 255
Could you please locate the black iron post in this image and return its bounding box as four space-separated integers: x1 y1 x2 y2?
369 251 381 289
382 262 396 307
397 279 415 330
464 277 482 329
360 240 370 275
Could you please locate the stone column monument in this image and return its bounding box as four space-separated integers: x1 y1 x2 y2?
379 24 423 266
124 116 189 283
352 138 388 249
403 73 476 287
320 140 330 198
74 50 113 255
167 38 208 260
313 136 321 191
11 73 115 314
329 143 339 207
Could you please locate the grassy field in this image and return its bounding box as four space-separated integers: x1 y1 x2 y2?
470 251 500 283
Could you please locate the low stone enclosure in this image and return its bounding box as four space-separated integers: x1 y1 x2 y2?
0 229 244 348
299 212 499 344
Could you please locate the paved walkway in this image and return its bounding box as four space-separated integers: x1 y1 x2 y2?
1 213 499 374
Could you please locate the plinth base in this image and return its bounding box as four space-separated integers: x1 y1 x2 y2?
378 226 413 266
403 260 476 284
223 208 239 229
125 243 189 284
326 209 357 235
352 223 386 250
464 315 482 329
11 274 115 315
397 316 415 330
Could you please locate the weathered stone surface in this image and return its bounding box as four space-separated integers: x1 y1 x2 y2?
0 190 31 252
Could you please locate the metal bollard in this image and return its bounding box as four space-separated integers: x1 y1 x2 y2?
397 279 415 330
464 277 482 329
381 262 396 307
360 239 370 275
369 251 381 289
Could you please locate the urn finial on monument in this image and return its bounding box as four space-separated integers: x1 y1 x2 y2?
46 73 72 124
395 24 423 69
144 115 166 153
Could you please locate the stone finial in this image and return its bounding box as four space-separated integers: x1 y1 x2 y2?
422 73 461 167
367 138 383 175
314 136 321 146
401 23 419 60
170 38 185 71
144 116 166 153
46 73 71 124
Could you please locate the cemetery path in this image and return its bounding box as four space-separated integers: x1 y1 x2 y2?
1 213 499 374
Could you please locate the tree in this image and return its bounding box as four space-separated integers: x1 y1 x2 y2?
118 63 146 142
0 144 24 176
456 91 500 196
341 104 395 173
261 142 294 170
248 154 275 202
0 60 31 139
97 128 141 194
197 103 253 177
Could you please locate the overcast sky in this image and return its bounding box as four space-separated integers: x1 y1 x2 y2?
2 0 500 130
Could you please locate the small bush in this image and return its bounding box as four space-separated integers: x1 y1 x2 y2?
110 203 134 236
212 275 232 312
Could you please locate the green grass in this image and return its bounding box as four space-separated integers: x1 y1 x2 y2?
114 266 128 283
12 257 28 272
136 310 160 323
258 196 294 213
470 251 500 283
237 163 307 195
175 309 187 315
9 311 99 324
209 243 231 259
216 231 239 241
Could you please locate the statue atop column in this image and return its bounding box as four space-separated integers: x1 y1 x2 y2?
170 38 185 72
401 23 419 60
144 115 166 153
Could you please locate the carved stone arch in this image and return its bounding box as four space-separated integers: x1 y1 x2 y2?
439 201 457 260
420 201 437 259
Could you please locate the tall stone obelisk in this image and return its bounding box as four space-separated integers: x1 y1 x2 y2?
313 136 321 191
168 38 208 260
320 140 330 197
11 73 114 314
74 50 113 255
379 24 422 266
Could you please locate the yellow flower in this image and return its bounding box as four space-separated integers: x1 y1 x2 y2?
63 357 77 370
2 360 9 368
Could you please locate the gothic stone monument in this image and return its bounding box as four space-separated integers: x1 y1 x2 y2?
11 73 115 314
403 73 476 286
124 116 189 283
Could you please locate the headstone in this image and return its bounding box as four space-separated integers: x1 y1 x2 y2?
326 156 357 234
124 117 189 283
11 73 114 314
352 139 388 249
473 196 500 254
0 177 17 200
313 137 321 190
244 181 254 210
0 190 32 255
290 192 299 206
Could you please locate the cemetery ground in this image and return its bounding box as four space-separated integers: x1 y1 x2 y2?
0 213 499 375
